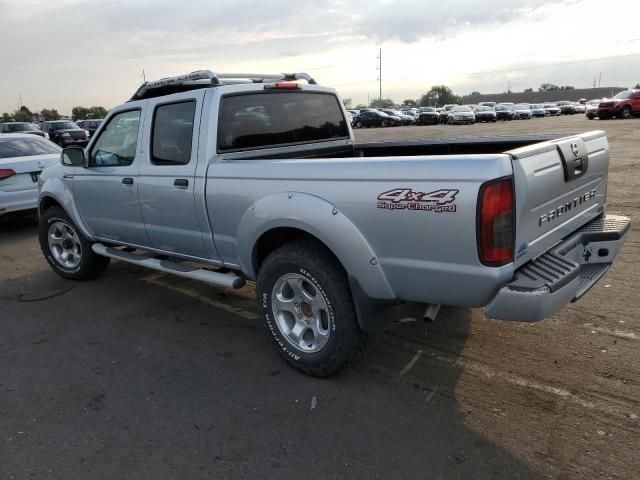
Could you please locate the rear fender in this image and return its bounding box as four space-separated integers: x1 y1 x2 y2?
236 192 395 301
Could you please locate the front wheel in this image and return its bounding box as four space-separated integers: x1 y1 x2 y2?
621 105 632 119
39 207 110 280
257 241 367 377
355 121 363 128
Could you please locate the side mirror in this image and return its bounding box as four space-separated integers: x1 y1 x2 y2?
61 146 86 167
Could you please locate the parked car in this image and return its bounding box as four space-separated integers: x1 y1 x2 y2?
76 119 104 138
0 134 61 218
597 89 640 120
586 99 601 120
474 106 497 122
495 104 514 121
572 103 586 114
447 106 475 124
528 104 547 117
513 104 533 120
543 103 561 116
416 107 439 125
0 122 48 138
37 69 629 377
40 120 89 147
380 109 414 125
439 104 458 124
352 110 395 128
556 101 575 115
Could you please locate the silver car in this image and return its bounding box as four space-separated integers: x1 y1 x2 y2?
0 134 60 217
447 106 475 124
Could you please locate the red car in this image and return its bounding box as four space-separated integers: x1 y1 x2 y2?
597 89 640 119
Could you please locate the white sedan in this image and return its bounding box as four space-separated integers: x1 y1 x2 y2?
0 134 61 218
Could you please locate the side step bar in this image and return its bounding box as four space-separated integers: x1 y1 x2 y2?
91 243 245 289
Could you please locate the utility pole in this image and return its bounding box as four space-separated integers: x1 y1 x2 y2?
598 72 602 88
376 48 382 101
18 93 23 109
142 69 146 83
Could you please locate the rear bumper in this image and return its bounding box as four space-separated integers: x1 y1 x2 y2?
484 214 630 322
0 188 39 216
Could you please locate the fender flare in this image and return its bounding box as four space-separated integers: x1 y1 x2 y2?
39 179 93 240
236 191 395 301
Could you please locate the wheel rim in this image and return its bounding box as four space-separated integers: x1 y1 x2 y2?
48 221 82 269
356 122 362 128
623 107 631 118
271 273 331 353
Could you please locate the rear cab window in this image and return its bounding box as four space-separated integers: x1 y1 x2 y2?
217 92 348 152
0 137 61 159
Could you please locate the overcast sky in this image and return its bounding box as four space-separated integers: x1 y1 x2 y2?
1 0 639 113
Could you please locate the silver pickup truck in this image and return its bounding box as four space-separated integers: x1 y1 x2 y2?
38 70 630 376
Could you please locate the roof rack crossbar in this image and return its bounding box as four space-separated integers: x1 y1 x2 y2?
130 71 317 101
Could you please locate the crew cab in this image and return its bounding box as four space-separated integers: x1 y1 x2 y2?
37 70 630 377
598 89 640 119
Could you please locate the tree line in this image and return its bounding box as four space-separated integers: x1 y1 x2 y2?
1 105 109 123
350 82 579 109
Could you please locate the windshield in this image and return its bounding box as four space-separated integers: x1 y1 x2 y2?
51 121 77 131
530 104 542 109
613 90 634 99
543 104 556 108
476 106 491 111
496 105 511 111
515 104 529 109
452 106 471 112
2 123 38 132
420 107 435 112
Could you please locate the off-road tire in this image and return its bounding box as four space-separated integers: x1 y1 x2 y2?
39 207 110 280
257 240 367 377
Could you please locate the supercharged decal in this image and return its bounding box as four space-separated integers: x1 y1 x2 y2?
377 188 459 213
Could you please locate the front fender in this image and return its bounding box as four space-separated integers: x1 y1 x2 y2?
236 192 395 300
39 174 93 240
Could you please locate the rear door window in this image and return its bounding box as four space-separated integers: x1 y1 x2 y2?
151 101 196 165
218 92 348 152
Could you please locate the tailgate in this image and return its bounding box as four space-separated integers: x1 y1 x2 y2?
508 131 608 268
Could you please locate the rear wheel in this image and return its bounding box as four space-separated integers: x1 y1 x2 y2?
39 207 110 280
257 240 367 377
355 121 363 128
621 105 632 119
381 120 388 127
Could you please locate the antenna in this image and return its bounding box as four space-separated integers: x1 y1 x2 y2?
142 69 146 82
376 48 382 101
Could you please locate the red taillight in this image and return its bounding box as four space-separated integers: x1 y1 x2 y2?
477 177 514 266
0 169 16 181
264 82 301 90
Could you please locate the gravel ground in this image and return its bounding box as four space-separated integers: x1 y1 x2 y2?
1 114 638 479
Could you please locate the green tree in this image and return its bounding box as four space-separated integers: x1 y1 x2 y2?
1 112 13 122
539 83 560 92
419 85 461 107
40 109 61 121
402 99 417 107
369 98 395 108
342 98 353 109
559 85 575 90
523 88 533 93
354 104 367 109
72 105 108 121
635 83 640 89
13 106 33 122
470 91 481 96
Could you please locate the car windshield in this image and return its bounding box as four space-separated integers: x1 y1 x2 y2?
530 104 542 109
452 106 471 112
613 90 634 100
51 121 77 131
544 104 556 108
0 136 61 159
515 105 529 109
495 105 510 111
420 107 435 112
476 106 491 111
2 123 38 132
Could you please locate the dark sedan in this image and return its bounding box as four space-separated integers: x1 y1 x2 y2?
40 120 89 147
556 101 575 115
352 111 396 128
0 122 47 138
474 106 497 122
416 107 439 125
495 105 514 121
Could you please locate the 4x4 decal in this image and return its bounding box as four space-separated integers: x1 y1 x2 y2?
377 188 459 212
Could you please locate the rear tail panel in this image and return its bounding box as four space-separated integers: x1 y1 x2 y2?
508 131 608 268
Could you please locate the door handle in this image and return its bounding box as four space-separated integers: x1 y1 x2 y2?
122 177 134 185
173 179 189 188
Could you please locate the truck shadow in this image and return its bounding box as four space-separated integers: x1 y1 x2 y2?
0 262 544 479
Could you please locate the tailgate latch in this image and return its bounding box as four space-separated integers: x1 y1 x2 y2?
555 137 588 182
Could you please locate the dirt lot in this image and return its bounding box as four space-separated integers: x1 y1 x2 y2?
1 115 638 479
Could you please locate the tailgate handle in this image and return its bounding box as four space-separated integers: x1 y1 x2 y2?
555 138 589 182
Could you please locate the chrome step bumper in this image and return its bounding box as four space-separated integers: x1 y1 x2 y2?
484 214 630 322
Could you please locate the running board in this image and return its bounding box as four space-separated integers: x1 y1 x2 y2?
91 243 246 289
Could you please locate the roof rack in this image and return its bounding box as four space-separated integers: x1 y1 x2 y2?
129 70 317 101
